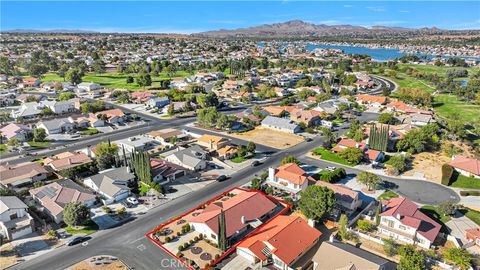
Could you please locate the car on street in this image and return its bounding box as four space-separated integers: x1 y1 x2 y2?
67 236 90 246
216 175 228 182
126 197 139 205
251 160 261 167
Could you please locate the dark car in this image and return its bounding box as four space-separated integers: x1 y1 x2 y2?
251 160 261 167
216 175 228 182
305 137 313 142
67 236 90 246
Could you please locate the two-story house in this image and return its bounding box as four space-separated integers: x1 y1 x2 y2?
266 163 314 198
378 198 441 249
316 181 362 216
0 196 34 240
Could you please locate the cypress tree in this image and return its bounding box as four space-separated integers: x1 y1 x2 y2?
218 210 227 251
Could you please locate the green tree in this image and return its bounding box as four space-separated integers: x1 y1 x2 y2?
218 210 227 251
63 202 90 227
216 114 230 130
33 128 47 142
357 171 381 191
378 113 397 125
444 248 472 270
357 219 374 232
438 201 457 216
297 185 336 221
246 141 256 154
7 137 20 147
130 151 152 183
65 68 83 84
337 147 363 165
281 155 300 165
382 237 398 256
338 214 350 241
41 107 54 117
95 142 119 171
57 92 76 101
136 73 152 88
398 245 426 270
387 154 408 175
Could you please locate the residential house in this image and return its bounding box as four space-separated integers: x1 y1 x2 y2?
162 101 188 114
77 82 101 92
196 134 230 151
465 228 480 247
332 138 367 153
355 94 387 109
274 87 290 97
449 156 480 179
378 198 441 249
146 96 169 109
116 136 156 154
313 98 351 115
150 158 186 185
312 240 396 270
20 78 40 88
97 108 126 125
267 163 313 196
365 149 385 164
147 128 186 146
0 123 32 142
188 190 277 245
0 162 48 188
40 100 75 114
10 102 43 119
165 145 208 171
316 181 362 215
386 101 432 115
237 215 321 270
37 118 75 135
30 180 96 223
43 151 93 172
217 145 238 160
0 196 34 240
290 109 324 127
131 91 155 103
69 113 105 128
261 116 300 134
83 167 135 204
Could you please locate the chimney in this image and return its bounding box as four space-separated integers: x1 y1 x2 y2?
396 214 402 220
307 218 315 228
241 216 246 224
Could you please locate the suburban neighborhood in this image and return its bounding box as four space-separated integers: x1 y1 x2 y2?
1 1 480 270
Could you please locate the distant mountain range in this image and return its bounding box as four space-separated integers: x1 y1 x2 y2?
195 20 451 37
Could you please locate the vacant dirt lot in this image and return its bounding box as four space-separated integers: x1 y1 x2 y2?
232 127 304 149
66 256 127 270
0 244 17 270
403 152 451 183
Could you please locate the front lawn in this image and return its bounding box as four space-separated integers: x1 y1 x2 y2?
459 208 480 226
80 128 101 135
377 190 399 200
449 171 480 190
0 144 7 154
420 205 451 224
64 221 98 235
139 182 151 194
311 147 356 166
230 156 248 163
27 141 51 147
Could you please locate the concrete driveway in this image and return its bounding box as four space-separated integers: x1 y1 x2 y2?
446 211 480 243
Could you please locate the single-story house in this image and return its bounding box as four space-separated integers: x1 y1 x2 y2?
37 118 75 135
150 158 186 185
449 156 480 179
83 167 135 204
43 151 93 172
0 123 32 142
164 145 208 171
261 116 300 134
0 162 48 188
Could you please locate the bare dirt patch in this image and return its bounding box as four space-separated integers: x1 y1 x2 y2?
403 152 451 183
232 127 304 149
66 256 127 270
0 244 18 270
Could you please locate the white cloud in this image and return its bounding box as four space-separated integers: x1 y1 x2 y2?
366 6 386 12
343 5 353 8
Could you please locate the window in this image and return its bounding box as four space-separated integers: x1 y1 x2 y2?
9 213 18 220
399 225 406 230
211 234 216 240
387 220 394 228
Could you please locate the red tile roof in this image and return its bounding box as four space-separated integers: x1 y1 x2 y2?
238 215 321 265
449 156 480 176
365 149 382 161
355 94 387 104
274 163 313 185
380 198 441 242
188 191 277 238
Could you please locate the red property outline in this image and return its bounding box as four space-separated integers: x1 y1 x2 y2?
146 187 290 270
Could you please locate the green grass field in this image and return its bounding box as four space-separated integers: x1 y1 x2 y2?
461 208 480 226
432 94 480 124
449 172 480 190
0 144 7 154
79 128 101 135
311 147 356 166
420 205 451 224
377 190 399 200
41 71 190 91
27 141 51 148
64 221 98 235
399 64 480 79
231 156 248 163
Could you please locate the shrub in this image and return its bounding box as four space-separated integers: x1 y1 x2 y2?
441 164 454 185
165 236 171 243
459 190 480 196
178 245 183 251
177 232 181 236
383 237 398 256
47 229 56 238
214 254 220 259
357 220 375 232
176 252 182 257
194 236 199 241
189 239 194 244
444 247 472 270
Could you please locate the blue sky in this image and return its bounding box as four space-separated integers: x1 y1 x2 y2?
2 1 479 33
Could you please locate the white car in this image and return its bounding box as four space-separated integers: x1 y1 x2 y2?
126 197 139 205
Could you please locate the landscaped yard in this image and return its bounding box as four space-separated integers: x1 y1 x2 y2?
27 141 51 147
449 172 480 190
232 127 304 149
80 128 101 135
377 190 399 200
139 182 151 194
0 143 7 154
311 147 356 166
420 205 451 224
230 155 248 163
459 208 480 226
65 221 99 235
41 71 190 91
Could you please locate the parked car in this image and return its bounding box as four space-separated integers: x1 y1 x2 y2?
67 236 90 246
126 197 139 205
251 160 261 167
305 137 313 142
